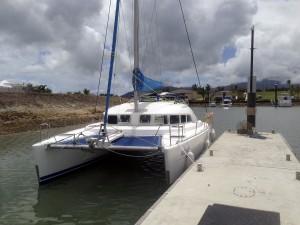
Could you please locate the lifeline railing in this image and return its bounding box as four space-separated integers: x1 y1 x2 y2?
39 123 51 141
169 124 185 146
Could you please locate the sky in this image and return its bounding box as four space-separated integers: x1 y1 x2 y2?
0 0 299 95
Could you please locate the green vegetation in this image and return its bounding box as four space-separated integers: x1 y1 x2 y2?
83 88 90 95
23 83 52 93
258 91 288 101
191 82 300 102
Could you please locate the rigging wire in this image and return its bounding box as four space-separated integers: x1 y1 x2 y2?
141 1 156 67
154 0 162 80
95 0 112 111
121 0 133 72
178 0 201 88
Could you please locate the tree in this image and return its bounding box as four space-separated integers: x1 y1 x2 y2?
196 87 206 100
205 84 211 100
83 88 90 95
23 83 34 93
287 79 292 94
287 79 291 89
294 85 300 99
192 84 198 91
23 83 51 93
162 87 170 92
216 86 224 92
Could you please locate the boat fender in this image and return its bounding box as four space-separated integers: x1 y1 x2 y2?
204 138 210 149
210 129 217 143
185 151 194 169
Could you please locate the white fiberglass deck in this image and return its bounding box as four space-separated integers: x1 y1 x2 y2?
137 131 300 225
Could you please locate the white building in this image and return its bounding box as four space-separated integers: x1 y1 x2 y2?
0 80 25 93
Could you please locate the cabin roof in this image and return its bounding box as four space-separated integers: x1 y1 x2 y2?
108 101 195 116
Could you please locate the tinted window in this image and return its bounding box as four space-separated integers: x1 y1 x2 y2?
154 115 164 124
181 115 186 123
108 115 118 124
170 115 180 124
164 115 168 124
140 115 151 123
187 115 192 122
120 115 130 123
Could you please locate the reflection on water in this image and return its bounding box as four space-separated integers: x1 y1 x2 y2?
34 154 167 225
0 125 168 225
1 107 300 224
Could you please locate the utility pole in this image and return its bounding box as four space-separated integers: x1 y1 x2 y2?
274 84 278 107
247 25 256 134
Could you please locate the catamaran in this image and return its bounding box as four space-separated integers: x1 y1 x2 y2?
32 0 216 184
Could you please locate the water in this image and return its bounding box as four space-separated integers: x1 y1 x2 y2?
1 107 300 224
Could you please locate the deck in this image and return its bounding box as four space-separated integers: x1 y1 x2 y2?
137 131 300 225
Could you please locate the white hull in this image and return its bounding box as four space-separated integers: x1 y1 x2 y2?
33 142 109 183
278 93 293 107
163 127 209 184
279 100 292 107
33 126 210 184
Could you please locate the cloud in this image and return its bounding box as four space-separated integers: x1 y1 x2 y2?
0 0 299 94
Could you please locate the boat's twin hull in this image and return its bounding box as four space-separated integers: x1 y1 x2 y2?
33 129 210 184
33 145 109 183
163 128 209 184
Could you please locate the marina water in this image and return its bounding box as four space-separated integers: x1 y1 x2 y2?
0 107 299 224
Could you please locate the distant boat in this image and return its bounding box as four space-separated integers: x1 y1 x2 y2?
209 101 217 107
271 93 292 107
278 93 292 107
221 98 232 107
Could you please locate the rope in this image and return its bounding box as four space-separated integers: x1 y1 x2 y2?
101 145 162 158
178 144 195 165
121 0 133 72
178 0 201 88
94 0 112 111
154 0 162 80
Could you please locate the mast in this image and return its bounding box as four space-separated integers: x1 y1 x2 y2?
133 0 139 112
103 0 120 127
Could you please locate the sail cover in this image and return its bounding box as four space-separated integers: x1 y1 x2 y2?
133 68 164 92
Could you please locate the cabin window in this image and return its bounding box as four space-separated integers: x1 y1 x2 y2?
120 115 130 123
154 115 169 124
170 115 180 124
140 115 151 123
187 115 192 122
154 115 164 124
164 115 168 124
181 115 186 123
108 115 118 124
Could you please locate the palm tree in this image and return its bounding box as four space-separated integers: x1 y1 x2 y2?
83 88 90 95
205 84 211 100
192 84 198 91
295 85 300 99
287 79 291 90
216 86 224 92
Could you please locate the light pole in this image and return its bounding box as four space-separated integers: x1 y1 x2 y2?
247 25 256 134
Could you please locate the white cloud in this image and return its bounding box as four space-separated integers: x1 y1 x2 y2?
0 0 299 94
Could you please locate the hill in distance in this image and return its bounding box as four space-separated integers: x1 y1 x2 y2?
122 79 296 97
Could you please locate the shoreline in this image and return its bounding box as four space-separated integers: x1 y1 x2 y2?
1 92 299 136
0 92 124 136
190 100 300 107
2 104 298 136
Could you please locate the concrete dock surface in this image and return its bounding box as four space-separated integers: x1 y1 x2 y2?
137 131 300 225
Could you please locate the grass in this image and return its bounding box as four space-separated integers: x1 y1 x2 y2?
258 91 292 100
